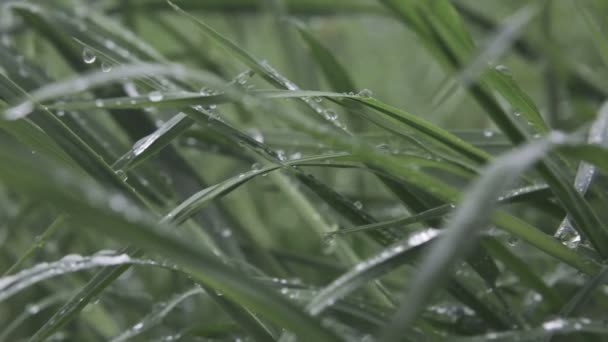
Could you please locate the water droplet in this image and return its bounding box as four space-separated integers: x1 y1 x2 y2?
354 201 363 210
357 89 373 97
148 91 163 102
115 170 128 181
246 128 264 143
82 48 96 64
221 229 232 238
276 150 287 161
376 143 391 154
26 304 40 314
507 235 519 246
321 234 336 255
133 322 144 331
566 235 581 249
251 163 262 171
513 111 521 117
95 99 104 107
323 109 337 121
483 129 494 138
101 62 112 73
542 318 566 331
57 110 65 117
289 152 302 160
495 64 511 76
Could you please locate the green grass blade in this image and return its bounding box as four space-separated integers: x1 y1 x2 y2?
0 146 342 342
378 132 588 341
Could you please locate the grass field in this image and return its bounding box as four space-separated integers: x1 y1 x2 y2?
2 0 608 341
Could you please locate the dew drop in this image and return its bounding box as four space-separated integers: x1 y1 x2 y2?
354 201 363 210
26 304 40 314
101 62 112 73
323 109 338 121
357 88 373 97
542 318 566 331
246 128 264 143
148 91 163 102
483 129 494 138
376 143 391 154
82 48 96 64
276 150 287 161
321 234 336 255
115 170 128 181
495 64 511 76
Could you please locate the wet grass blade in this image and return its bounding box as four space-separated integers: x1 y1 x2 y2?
378 133 589 341
0 147 342 342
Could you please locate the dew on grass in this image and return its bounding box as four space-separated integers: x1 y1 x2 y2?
276 150 287 161
82 48 97 64
148 91 163 102
114 170 128 181
507 235 519 246
246 128 264 143
101 62 112 73
357 88 373 97
323 109 338 121
0 253 132 301
542 318 567 331
495 64 511 76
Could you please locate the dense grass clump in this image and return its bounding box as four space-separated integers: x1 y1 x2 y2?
3 0 608 341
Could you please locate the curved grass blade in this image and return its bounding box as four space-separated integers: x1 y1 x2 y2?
289 114 598 275
544 266 608 342
285 22 505 292
0 293 69 342
290 19 356 93
379 0 608 260
2 215 66 277
110 287 204 342
378 132 592 341
555 101 608 244
480 237 563 311
307 229 440 316
331 183 552 237
3 63 227 120
166 153 350 225
0 147 342 342
0 253 136 302
330 204 453 237
453 318 608 342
